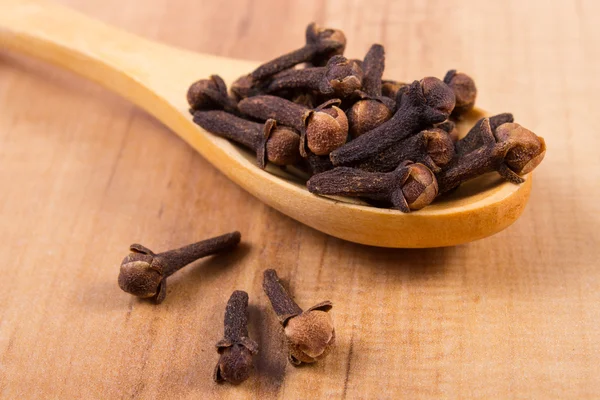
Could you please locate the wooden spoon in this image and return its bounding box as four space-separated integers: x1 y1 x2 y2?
0 0 532 248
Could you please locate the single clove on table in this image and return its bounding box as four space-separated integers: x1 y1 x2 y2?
118 232 241 303
214 290 258 385
262 269 335 365
187 22 546 213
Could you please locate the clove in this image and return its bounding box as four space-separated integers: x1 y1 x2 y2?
238 96 348 156
307 161 438 212
232 23 346 99
346 44 394 137
436 119 546 193
443 70 477 119
381 79 408 103
357 128 455 173
117 232 241 304
305 153 334 175
455 113 514 156
265 55 363 98
330 78 455 166
193 110 301 168
435 120 459 142
214 290 258 385
187 75 237 113
262 269 335 365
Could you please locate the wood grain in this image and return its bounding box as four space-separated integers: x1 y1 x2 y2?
0 0 598 398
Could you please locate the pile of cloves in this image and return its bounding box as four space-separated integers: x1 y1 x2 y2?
188 23 546 212
118 233 334 385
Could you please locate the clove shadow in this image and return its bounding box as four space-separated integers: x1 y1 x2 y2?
247 303 288 390
162 242 252 307
332 235 457 281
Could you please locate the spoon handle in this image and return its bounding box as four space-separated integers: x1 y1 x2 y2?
0 0 254 113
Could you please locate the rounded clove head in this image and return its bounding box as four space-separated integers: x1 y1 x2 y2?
284 310 336 364
266 126 302 166
423 128 456 168
187 78 220 110
495 123 546 175
118 252 163 299
306 23 347 57
420 77 456 120
402 163 439 211
444 70 477 117
215 344 255 385
305 106 349 155
347 99 393 138
324 56 363 98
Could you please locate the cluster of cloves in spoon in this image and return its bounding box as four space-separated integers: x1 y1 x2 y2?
188 23 546 212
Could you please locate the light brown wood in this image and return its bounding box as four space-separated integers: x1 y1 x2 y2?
0 0 598 398
0 0 536 248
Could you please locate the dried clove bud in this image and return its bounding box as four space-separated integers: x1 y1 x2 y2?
330 78 456 167
232 23 346 99
357 128 455 173
291 92 317 108
347 98 393 138
193 110 301 168
238 95 307 131
494 123 546 176
214 290 258 385
456 113 514 156
118 232 241 304
305 23 347 67
301 100 349 156
307 161 438 212
265 55 363 98
435 120 460 142
443 70 477 118
187 75 237 113
437 119 546 193
381 79 408 102
304 153 334 175
238 96 348 156
262 269 334 365
347 44 394 137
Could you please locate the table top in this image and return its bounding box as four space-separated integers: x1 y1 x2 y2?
1 0 598 398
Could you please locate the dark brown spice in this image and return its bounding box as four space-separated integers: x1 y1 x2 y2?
238 96 348 156
304 153 334 175
185 24 546 213
214 290 258 385
187 75 237 113
265 55 363 98
443 70 477 118
436 119 546 193
381 79 408 103
307 161 438 212
357 128 455 173
117 232 241 304
238 95 308 131
231 23 346 99
192 110 301 168
300 99 349 156
347 44 394 137
435 120 460 142
330 78 456 166
455 113 514 156
305 23 348 67
262 269 335 365
291 92 317 108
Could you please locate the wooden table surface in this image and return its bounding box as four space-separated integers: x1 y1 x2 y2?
1 0 598 398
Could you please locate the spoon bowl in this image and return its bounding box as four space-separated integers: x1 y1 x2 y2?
0 0 532 247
